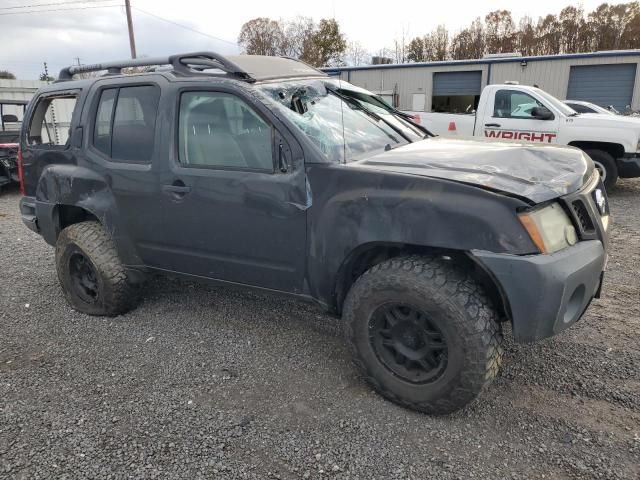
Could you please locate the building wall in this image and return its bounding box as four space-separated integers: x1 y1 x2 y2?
331 52 640 111
338 64 489 111
0 79 47 102
490 55 640 109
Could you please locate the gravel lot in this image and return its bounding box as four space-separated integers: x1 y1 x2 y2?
1 181 639 479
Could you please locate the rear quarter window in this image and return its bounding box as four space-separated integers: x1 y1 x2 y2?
92 85 160 163
27 95 78 147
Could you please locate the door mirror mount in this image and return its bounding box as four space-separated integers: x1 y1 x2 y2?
531 106 554 120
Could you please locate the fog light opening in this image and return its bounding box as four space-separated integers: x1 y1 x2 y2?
564 284 586 324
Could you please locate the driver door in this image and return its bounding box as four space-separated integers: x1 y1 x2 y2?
485 89 560 144
142 87 309 293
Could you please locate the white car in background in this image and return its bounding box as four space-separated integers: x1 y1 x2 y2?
564 100 617 115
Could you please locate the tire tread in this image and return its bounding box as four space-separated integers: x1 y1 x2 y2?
343 255 503 415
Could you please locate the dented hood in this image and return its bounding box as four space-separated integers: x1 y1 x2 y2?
354 137 593 203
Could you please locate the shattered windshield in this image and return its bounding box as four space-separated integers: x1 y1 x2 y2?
257 79 410 163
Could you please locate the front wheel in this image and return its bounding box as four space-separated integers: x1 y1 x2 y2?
586 149 618 190
343 255 503 415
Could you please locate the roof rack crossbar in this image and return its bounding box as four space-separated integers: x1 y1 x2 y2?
169 52 254 81
58 55 171 80
57 51 255 82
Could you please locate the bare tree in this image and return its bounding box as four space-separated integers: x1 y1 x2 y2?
485 10 516 53
238 17 284 56
393 27 410 63
559 6 584 53
536 14 562 55
516 16 537 56
431 25 449 60
280 16 315 59
345 41 369 66
407 37 427 62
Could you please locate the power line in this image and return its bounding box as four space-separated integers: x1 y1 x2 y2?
0 0 111 10
0 3 120 16
132 6 237 46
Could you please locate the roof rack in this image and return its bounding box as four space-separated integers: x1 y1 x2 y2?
57 51 255 82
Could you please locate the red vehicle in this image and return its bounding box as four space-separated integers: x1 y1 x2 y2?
0 99 27 190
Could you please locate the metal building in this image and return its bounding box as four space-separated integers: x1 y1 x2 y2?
323 50 640 113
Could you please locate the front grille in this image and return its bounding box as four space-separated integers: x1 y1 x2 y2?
561 172 606 244
571 199 595 233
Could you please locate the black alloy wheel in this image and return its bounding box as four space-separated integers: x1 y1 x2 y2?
68 252 100 304
369 304 448 384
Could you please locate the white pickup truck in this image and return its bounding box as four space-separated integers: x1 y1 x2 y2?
408 83 640 188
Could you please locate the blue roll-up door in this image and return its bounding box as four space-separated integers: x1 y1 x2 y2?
567 64 636 110
433 71 482 96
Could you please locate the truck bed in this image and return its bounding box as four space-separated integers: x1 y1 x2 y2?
406 112 476 136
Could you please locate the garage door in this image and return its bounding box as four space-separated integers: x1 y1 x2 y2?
567 64 636 110
432 71 482 96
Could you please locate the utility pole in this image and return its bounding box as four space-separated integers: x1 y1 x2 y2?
125 0 137 59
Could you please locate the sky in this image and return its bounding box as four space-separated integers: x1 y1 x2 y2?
0 0 608 79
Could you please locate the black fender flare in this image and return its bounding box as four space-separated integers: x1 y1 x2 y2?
34 164 141 265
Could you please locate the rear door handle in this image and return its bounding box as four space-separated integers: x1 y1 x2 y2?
484 123 501 127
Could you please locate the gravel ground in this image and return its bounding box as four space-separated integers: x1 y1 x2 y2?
1 181 639 479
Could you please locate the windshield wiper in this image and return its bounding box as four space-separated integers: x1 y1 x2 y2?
326 88 413 144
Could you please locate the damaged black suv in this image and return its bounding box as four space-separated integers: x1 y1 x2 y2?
19 53 610 414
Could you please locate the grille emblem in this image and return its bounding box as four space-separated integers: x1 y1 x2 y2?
594 189 606 215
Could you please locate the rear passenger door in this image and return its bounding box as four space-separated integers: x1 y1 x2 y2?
84 78 165 266
147 86 308 293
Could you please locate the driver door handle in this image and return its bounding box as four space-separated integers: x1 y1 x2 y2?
162 180 191 198
484 123 501 127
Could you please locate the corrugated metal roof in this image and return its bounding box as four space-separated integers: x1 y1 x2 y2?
323 50 640 73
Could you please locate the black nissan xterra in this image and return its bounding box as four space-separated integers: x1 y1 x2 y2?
19 53 610 414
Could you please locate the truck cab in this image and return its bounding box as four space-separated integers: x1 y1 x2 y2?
411 83 640 189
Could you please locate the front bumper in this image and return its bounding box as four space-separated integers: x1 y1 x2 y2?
617 153 640 178
472 240 606 343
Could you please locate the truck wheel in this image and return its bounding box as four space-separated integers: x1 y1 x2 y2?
343 255 503 415
586 149 618 190
55 221 137 316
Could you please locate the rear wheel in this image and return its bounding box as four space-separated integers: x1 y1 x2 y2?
55 221 137 316
586 149 618 190
343 255 503 415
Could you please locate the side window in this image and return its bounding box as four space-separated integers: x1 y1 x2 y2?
28 96 78 147
178 92 273 171
94 89 116 156
568 103 592 114
92 85 160 162
493 90 544 119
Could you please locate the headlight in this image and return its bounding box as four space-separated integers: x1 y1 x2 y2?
519 203 577 254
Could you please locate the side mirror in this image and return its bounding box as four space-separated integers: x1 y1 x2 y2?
531 106 553 120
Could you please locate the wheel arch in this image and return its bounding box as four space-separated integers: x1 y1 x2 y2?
568 141 624 160
34 164 142 266
52 204 100 240
332 242 512 323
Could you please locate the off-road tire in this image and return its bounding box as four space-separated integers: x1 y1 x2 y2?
55 221 137 316
586 149 618 190
343 255 503 415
